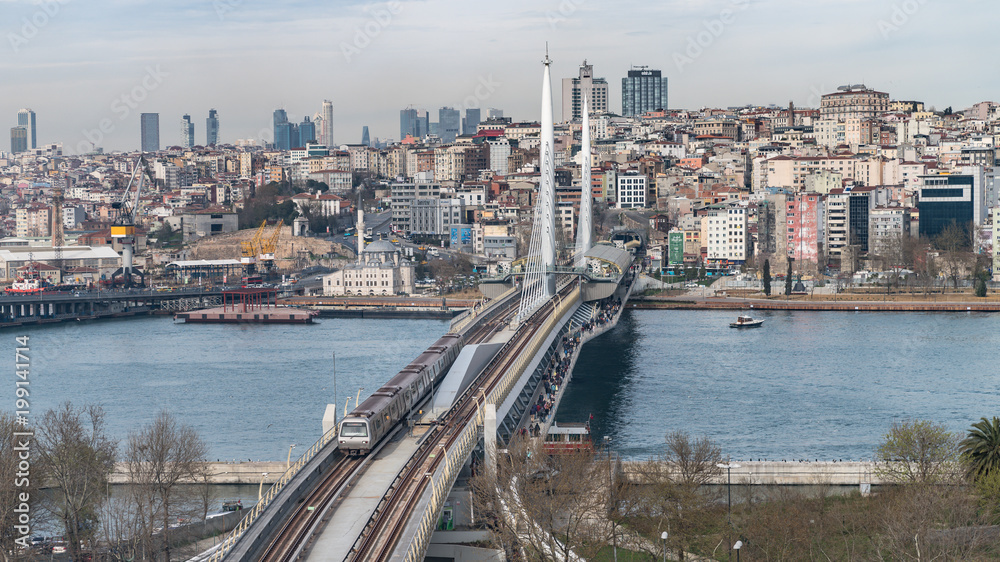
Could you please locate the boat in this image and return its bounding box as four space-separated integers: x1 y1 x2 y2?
6 264 53 295
730 314 764 328
541 422 594 454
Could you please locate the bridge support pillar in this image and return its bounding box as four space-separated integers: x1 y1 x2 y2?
484 403 497 482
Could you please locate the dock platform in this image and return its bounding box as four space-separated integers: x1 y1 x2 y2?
177 306 316 324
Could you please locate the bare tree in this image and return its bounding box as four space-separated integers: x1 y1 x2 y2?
664 431 723 486
934 221 973 290
470 437 609 561
125 411 208 561
98 494 144 562
627 432 724 561
35 403 117 562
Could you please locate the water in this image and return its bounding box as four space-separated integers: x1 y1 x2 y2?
13 316 450 461
557 308 1000 461
13 310 1000 463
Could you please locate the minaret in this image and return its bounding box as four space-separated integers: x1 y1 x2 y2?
357 207 365 264
575 94 592 268
540 48 557 295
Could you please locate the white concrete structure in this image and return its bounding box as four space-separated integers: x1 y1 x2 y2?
615 171 647 209
705 207 748 265
323 240 415 296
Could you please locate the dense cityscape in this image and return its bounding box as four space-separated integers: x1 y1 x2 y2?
3 67 1000 290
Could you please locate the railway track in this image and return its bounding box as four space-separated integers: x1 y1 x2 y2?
257 453 362 562
255 291 522 562
348 281 576 562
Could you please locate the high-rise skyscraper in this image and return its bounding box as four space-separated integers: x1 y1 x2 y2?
10 126 27 153
140 113 160 152
561 60 609 122
439 107 460 143
321 100 334 146
274 109 292 150
400 107 419 140
17 109 36 149
206 109 219 145
622 66 669 117
299 117 316 146
462 108 481 136
361 126 370 147
400 107 430 140
181 114 194 148
486 108 504 119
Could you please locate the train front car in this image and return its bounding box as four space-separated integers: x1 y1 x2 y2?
337 416 373 456
336 332 465 456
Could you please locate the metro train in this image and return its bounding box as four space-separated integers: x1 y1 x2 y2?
338 333 465 455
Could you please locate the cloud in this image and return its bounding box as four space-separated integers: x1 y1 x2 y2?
1 0 997 150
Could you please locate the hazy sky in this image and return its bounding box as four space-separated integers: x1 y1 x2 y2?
2 0 996 154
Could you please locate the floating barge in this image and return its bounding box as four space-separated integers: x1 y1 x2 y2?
177 287 317 324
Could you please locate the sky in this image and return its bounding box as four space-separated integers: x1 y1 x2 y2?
1 0 997 154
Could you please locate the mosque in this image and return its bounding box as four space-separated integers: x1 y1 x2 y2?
322 211 415 296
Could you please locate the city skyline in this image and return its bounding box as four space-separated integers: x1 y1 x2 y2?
1 0 996 153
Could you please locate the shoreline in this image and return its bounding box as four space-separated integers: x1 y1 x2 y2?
630 296 1000 312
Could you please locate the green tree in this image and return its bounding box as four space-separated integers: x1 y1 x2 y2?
762 259 772 296
875 419 962 485
784 259 792 296
960 416 1000 481
975 277 987 297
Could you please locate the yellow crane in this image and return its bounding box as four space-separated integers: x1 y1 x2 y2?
258 219 283 271
241 220 268 273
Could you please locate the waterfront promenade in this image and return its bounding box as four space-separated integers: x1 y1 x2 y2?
632 297 1000 312
105 459 884 487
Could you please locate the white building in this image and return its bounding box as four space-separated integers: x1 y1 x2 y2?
410 197 463 241
322 240 414 296
487 137 511 176
705 207 748 265
615 171 647 209
869 206 910 242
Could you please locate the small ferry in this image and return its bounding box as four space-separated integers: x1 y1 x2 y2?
541 422 594 454
730 314 764 328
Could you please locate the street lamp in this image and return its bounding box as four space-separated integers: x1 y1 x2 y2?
717 462 741 561
661 531 668 562
258 472 269 501
286 444 297 470
733 540 743 562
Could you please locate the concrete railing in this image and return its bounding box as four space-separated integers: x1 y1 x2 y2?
207 427 337 562
404 286 581 562
450 287 516 334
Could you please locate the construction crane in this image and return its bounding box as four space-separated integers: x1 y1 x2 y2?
258 219 283 272
110 156 154 287
241 220 268 275
51 182 65 275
